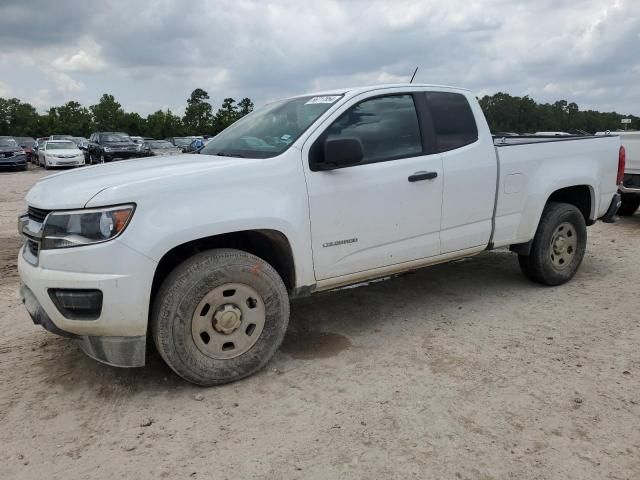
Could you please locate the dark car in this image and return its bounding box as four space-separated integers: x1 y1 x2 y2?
0 137 28 170
13 136 36 162
87 132 138 163
139 140 184 157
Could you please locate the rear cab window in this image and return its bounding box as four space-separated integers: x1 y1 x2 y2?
424 92 478 152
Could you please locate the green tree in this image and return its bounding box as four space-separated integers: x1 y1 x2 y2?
0 98 40 136
145 109 184 139
237 97 254 116
183 88 213 134
214 97 239 133
90 94 124 131
55 101 94 136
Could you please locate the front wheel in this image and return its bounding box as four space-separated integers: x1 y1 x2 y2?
152 248 290 386
518 202 587 286
618 194 640 216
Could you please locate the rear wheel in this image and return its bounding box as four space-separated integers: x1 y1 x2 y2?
152 248 290 386
518 202 587 286
618 194 640 216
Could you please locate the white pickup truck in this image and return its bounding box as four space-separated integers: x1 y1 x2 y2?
18 84 624 385
598 131 640 216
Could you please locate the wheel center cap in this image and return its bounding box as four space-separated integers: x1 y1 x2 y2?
214 304 242 334
553 236 566 254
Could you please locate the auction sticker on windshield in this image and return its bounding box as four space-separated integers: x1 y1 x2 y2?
305 96 341 104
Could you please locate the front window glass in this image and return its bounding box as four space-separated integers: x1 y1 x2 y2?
46 142 76 150
102 134 129 142
171 138 191 146
150 141 173 148
200 94 343 159
0 138 17 147
325 95 422 163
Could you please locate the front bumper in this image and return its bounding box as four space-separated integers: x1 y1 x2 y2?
0 155 27 167
21 284 146 367
17 236 157 367
45 157 85 167
103 151 137 161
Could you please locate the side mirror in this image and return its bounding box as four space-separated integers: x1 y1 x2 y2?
322 137 364 169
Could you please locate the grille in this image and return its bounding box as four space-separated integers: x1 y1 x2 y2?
28 206 51 223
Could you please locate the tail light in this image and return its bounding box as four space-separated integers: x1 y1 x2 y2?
617 146 626 185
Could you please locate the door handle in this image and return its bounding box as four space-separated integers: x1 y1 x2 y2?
408 171 438 182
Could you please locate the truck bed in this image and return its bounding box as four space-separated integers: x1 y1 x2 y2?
493 135 607 146
490 134 620 249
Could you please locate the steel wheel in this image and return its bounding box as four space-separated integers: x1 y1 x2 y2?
549 221 577 270
191 282 266 360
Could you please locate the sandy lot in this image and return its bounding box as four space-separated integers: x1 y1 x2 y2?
0 166 639 480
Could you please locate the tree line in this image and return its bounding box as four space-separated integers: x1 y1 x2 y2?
0 88 254 139
479 93 639 134
1 88 638 139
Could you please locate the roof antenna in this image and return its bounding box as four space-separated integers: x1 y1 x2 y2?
409 67 418 84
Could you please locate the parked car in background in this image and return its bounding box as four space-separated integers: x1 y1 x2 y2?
37 139 85 169
15 137 36 158
183 137 206 153
0 137 27 170
598 131 640 216
87 132 138 163
166 137 195 151
49 135 73 141
31 137 48 163
70 137 90 162
17 83 623 385
139 139 183 157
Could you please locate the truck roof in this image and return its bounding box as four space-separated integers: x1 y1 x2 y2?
290 83 471 100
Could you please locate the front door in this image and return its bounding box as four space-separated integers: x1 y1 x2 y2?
302 93 444 280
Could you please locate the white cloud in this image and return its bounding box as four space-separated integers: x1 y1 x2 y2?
52 48 107 72
47 71 85 95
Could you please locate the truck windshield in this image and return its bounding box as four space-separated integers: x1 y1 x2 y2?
200 94 343 159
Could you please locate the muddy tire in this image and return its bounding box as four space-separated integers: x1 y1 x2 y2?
518 202 587 286
618 194 640 216
151 248 290 386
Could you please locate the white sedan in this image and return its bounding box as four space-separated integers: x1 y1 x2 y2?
38 140 86 169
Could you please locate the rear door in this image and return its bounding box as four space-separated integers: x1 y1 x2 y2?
425 91 498 253
302 92 444 280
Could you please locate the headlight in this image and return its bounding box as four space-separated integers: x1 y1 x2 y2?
41 204 135 249
103 147 113 152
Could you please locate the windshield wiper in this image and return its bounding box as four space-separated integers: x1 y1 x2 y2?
215 151 245 158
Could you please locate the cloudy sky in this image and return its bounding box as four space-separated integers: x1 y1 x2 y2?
1 0 638 116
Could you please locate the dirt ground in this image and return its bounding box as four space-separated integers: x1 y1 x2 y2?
1 166 639 480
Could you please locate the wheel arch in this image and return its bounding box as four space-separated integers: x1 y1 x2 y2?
150 229 296 307
546 184 594 225
511 184 594 255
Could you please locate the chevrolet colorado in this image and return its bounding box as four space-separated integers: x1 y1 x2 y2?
18 84 623 385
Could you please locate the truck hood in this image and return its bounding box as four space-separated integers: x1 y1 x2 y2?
26 154 243 209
